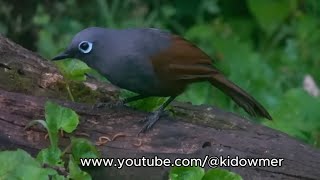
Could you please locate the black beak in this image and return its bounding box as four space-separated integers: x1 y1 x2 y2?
51 51 71 61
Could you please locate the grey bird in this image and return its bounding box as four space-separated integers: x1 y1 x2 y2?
52 27 272 133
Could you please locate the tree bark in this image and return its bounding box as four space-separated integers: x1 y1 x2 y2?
0 34 319 180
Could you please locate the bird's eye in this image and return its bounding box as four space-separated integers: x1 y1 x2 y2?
78 41 93 54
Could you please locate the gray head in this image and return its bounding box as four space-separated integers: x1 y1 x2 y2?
52 27 112 62
51 27 171 94
52 27 173 76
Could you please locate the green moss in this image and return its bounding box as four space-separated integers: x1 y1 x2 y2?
171 106 239 130
0 69 33 93
69 82 105 103
0 67 115 104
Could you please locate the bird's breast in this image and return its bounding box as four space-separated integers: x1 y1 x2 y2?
96 55 162 96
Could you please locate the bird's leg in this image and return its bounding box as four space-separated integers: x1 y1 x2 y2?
94 94 149 108
139 96 176 134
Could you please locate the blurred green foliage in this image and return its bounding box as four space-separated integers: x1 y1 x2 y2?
1 0 320 147
169 166 242 180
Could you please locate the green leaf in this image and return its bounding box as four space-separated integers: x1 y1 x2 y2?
68 157 91 180
0 149 57 180
37 147 63 167
45 101 79 133
52 174 67 180
202 168 243 180
56 59 91 81
71 137 100 162
129 97 167 111
169 167 205 180
247 0 297 34
25 119 48 130
44 101 79 148
120 90 167 111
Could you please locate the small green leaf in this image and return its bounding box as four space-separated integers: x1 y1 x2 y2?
25 119 48 130
37 147 63 167
128 97 167 111
120 90 167 111
68 157 91 180
44 101 79 148
51 174 67 180
56 59 91 81
85 69 109 82
169 167 205 180
0 149 57 179
202 168 243 180
71 137 100 162
45 101 79 134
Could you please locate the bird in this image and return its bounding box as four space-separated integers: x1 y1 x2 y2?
52 27 272 133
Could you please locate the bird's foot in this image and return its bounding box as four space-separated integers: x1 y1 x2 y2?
93 100 124 109
138 110 164 135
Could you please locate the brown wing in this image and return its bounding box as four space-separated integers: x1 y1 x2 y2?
150 35 272 120
150 35 218 94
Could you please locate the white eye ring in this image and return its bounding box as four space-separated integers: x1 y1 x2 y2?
78 41 93 54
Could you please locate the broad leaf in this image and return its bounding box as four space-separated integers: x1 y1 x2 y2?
203 168 243 180
37 147 63 167
71 137 100 162
169 167 205 180
68 157 91 180
0 149 57 180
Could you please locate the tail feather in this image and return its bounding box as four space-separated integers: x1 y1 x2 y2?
209 74 272 120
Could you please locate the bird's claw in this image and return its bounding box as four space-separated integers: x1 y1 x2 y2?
138 110 163 135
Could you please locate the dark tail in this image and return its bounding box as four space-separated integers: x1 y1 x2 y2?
209 74 272 120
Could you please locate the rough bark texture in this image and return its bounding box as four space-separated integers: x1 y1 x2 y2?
0 34 319 180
